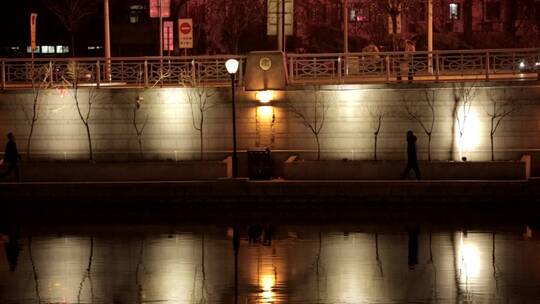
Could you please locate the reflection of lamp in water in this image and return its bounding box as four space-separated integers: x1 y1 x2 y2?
458 232 481 279
260 274 275 301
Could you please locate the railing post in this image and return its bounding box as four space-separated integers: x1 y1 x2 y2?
1 60 5 90
144 59 149 88
338 56 342 84
96 60 101 88
289 56 294 83
385 55 391 83
485 51 490 81
435 52 440 82
49 61 53 86
191 59 196 84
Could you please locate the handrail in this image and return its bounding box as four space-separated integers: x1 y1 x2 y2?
1 48 538 89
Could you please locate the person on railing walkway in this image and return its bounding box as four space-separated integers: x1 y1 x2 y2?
404 40 416 82
0 133 21 182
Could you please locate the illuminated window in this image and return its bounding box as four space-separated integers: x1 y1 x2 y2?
41 46 55 54
449 3 460 20
56 45 69 53
27 46 40 53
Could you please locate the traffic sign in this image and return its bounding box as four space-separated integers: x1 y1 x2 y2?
30 13 37 51
178 18 193 49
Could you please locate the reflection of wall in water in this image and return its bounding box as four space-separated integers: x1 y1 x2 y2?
2 229 540 303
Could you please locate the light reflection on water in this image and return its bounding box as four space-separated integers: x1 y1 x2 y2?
1 225 540 304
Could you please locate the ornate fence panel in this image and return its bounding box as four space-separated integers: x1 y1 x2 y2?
1 49 538 90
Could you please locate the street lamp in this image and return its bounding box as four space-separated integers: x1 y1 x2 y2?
226 59 240 178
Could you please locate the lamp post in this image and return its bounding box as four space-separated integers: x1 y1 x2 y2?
226 59 240 178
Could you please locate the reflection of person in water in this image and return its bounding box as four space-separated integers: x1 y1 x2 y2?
4 228 21 272
407 226 420 269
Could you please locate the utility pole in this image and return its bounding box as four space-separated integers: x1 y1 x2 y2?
343 0 348 75
277 0 283 51
427 0 433 73
159 0 163 57
104 0 111 81
343 0 348 54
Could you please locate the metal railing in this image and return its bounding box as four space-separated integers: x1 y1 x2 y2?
1 48 539 90
288 48 540 84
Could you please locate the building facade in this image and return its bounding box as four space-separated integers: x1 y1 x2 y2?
1 0 539 57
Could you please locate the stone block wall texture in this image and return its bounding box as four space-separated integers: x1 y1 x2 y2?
0 82 539 162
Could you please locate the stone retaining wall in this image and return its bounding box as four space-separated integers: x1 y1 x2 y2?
1 82 539 165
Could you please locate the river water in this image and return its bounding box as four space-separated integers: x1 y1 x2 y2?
1 224 540 304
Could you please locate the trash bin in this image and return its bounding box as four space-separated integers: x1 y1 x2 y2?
247 148 272 180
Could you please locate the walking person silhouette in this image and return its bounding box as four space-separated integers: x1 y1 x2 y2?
401 130 421 180
0 133 22 182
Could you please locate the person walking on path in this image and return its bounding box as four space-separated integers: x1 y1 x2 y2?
0 133 22 182
401 130 421 180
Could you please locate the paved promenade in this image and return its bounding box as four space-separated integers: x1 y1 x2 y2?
1 178 539 224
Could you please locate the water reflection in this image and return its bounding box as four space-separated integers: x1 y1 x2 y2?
1 225 540 303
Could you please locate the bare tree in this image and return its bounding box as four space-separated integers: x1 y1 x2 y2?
61 62 99 161
132 94 149 159
486 89 520 161
75 88 98 161
77 237 95 304
403 89 436 161
451 82 477 160
206 0 266 53
370 0 423 50
42 0 99 56
24 64 51 161
366 105 387 161
287 86 329 161
180 72 218 161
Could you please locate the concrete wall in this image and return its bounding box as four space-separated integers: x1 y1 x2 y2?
0 82 539 165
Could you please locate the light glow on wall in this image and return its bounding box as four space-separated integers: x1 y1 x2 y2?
256 90 274 103
455 106 482 159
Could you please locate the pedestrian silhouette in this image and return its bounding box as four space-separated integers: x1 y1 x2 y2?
401 130 421 179
406 226 420 269
3 226 21 272
1 133 22 182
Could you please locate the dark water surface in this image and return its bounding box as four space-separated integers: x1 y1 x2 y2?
2 223 540 304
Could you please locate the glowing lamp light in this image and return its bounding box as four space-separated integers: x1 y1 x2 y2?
225 59 239 74
256 90 274 103
519 61 526 69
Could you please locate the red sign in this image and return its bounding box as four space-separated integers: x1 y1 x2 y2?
149 0 170 18
180 22 191 34
30 13 37 51
163 21 174 51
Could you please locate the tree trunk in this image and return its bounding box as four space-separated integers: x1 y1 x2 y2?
315 135 321 161
373 133 378 161
27 121 35 161
137 135 143 160
200 129 204 161
84 123 93 161
463 0 473 44
490 133 495 161
391 14 399 51
427 135 432 161
70 31 76 57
